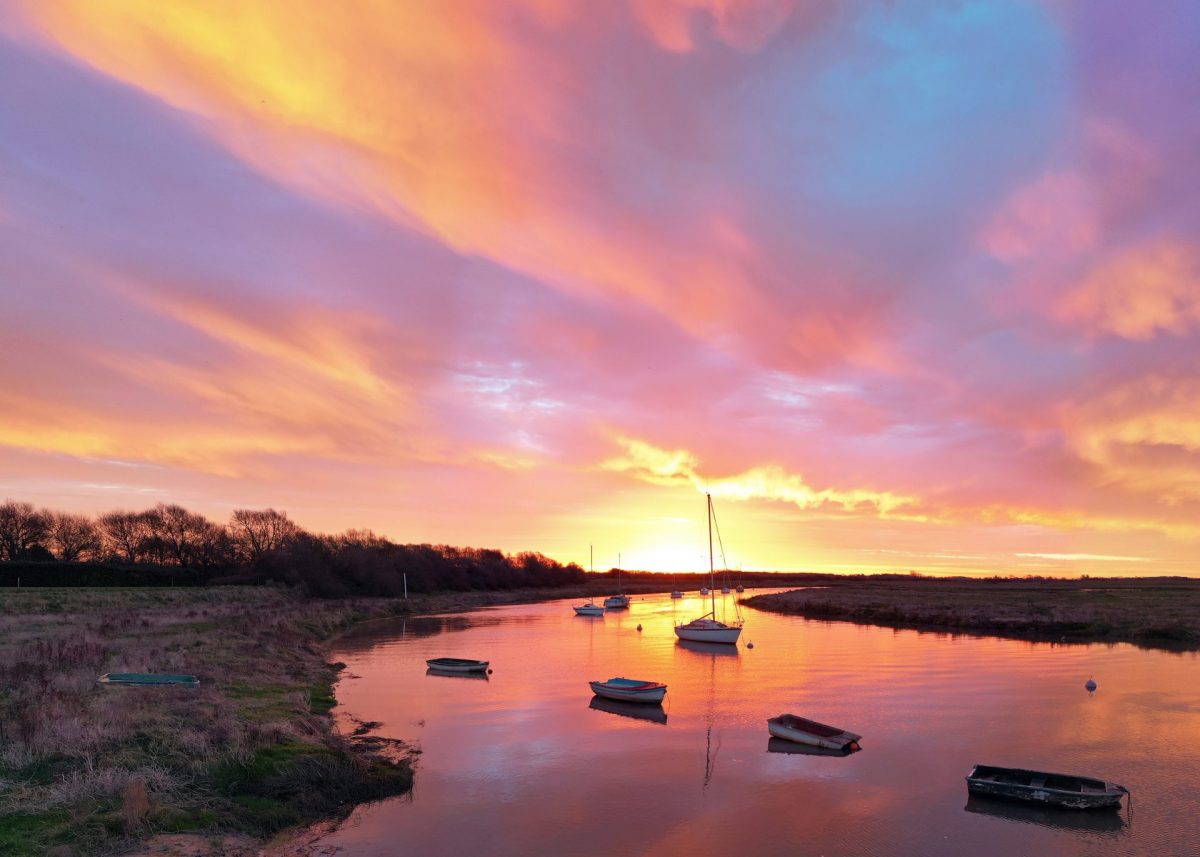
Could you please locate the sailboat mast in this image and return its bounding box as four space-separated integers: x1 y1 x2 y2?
708 493 715 615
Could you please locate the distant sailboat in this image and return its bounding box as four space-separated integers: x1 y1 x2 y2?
604 563 629 609
674 494 743 645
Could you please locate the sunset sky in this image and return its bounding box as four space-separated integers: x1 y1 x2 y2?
2 1 1198 575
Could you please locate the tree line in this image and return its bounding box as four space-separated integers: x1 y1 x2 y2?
0 500 585 596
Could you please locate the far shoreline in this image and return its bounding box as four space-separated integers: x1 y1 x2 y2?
740 576 1200 651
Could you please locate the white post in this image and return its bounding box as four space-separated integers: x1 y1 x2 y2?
403 572 408 599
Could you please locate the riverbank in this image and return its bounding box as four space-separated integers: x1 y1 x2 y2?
0 584 616 856
741 578 1200 649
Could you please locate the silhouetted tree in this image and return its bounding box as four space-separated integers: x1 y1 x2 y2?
98 510 145 563
229 508 300 563
0 500 50 561
48 512 101 562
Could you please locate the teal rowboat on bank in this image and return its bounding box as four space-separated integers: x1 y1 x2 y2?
98 672 200 688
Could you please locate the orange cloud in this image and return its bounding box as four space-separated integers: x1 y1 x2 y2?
1062 374 1200 503
9 0 877 375
1055 241 1200 339
603 436 918 516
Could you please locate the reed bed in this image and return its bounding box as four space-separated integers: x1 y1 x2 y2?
742 578 1200 648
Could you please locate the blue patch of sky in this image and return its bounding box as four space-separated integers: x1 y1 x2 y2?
729 0 1069 262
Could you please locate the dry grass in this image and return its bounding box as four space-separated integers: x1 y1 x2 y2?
0 586 419 856
743 578 1200 648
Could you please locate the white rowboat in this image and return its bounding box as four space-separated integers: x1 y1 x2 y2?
589 677 667 704
767 714 861 750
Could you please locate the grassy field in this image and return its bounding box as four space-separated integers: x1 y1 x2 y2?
0 584 627 856
741 577 1200 649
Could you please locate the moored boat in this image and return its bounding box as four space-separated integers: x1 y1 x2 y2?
735 584 744 593
675 616 742 644
965 765 1128 810
425 657 489 673
767 714 861 751
670 590 683 599
674 494 744 645
699 587 710 595
574 603 605 616
589 676 667 704
603 594 630 609
427 666 489 680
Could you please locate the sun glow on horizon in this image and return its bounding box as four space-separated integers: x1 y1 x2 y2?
2 1 1199 577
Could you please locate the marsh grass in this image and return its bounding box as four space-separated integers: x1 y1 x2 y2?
743 578 1200 649
0 586 424 855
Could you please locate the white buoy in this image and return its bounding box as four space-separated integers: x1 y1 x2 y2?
1085 677 1097 692
747 641 755 649
636 624 642 631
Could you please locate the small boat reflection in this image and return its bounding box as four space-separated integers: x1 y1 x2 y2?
589 696 668 724
675 639 740 657
426 667 489 681
767 737 860 757
964 795 1127 834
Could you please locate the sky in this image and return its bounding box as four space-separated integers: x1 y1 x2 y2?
1 1 1198 576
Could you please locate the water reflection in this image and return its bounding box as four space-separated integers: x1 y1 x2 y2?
588 696 668 724
316 591 1197 857
766 737 860 757
426 667 489 681
964 794 1127 835
674 639 740 657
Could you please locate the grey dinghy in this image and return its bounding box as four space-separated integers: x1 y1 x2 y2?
425 657 489 673
966 765 1128 809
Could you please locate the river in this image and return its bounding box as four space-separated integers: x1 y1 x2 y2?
312 591 1197 856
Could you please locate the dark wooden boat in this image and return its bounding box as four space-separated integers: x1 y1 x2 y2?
965 765 1128 810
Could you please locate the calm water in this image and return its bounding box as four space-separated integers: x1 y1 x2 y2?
316 592 1198 856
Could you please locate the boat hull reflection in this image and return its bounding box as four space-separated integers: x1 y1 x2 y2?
964 795 1127 834
588 696 668 724
767 737 860 757
675 639 740 657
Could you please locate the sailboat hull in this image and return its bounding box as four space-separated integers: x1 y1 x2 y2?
674 624 741 644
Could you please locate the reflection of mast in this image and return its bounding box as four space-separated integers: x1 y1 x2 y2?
701 648 720 791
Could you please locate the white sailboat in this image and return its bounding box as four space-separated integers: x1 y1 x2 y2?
674 494 743 645
604 563 629 608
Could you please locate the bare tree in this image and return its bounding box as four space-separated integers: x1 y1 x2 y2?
136 507 168 565
98 511 146 563
0 500 50 561
229 508 300 563
191 520 234 569
48 512 102 562
155 504 214 566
